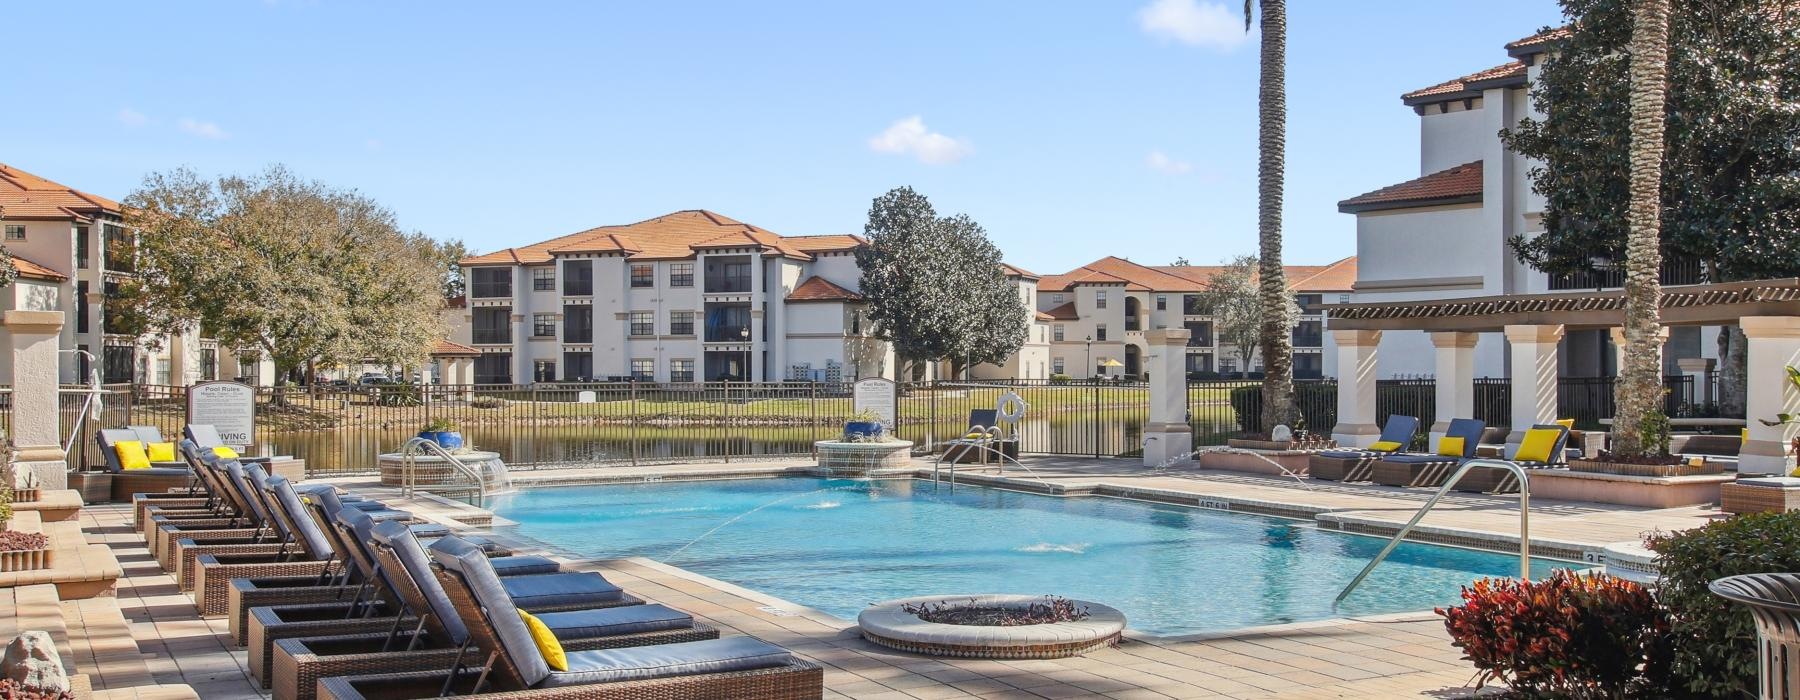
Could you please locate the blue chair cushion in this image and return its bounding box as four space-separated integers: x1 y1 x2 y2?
1738 477 1800 489
540 637 792 687
429 536 550 685
407 523 452 538
536 604 692 639
1380 453 1463 464
491 556 562 577
357 509 415 522
1317 450 1380 460
1378 415 1421 445
500 573 626 610
126 467 194 477
267 476 335 561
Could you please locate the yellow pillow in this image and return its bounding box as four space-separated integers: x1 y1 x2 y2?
1555 418 1575 430
1368 441 1404 453
114 440 151 470
518 610 566 671
1515 428 1561 463
1437 436 1466 457
212 446 240 459
147 442 177 462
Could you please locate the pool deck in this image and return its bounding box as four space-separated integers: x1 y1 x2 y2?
80 456 1726 699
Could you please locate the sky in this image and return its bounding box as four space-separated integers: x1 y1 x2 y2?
3 0 1564 275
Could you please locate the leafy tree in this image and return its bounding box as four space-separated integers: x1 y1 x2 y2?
120 165 446 396
430 238 470 300
1201 255 1298 381
1240 0 1294 430
1169 257 1191 267
856 187 1029 380
1613 0 1674 457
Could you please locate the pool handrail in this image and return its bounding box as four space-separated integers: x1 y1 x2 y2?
1333 457 1531 607
399 437 489 507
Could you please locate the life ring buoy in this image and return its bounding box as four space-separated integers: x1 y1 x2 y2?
995 391 1028 423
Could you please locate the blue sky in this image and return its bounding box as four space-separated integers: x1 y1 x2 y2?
4 0 1562 274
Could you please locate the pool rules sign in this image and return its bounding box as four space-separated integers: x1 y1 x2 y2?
187 381 257 446
852 377 898 430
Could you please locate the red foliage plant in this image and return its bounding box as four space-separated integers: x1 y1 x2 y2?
1436 570 1669 696
0 679 74 700
0 531 49 552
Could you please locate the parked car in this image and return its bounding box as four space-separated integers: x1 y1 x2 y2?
358 373 390 385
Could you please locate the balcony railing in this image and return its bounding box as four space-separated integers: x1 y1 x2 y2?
1292 332 1323 348
472 329 512 344
1125 318 1141 331
704 325 750 343
704 277 752 294
1548 257 1707 290
1186 335 1213 348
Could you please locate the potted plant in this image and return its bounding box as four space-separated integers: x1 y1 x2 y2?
418 418 465 450
843 409 885 442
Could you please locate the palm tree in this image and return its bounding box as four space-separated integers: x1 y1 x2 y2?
1612 0 1673 456
1242 0 1293 433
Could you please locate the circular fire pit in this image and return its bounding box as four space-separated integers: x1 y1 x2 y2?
858 595 1125 659
814 440 914 474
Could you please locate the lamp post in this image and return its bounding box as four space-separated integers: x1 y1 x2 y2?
739 326 751 382
1085 335 1094 381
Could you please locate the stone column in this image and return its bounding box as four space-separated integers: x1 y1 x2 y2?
1505 324 1565 446
1429 332 1479 443
1676 357 1716 406
1331 329 1382 448
1142 329 1193 467
1740 316 1800 475
6 311 67 490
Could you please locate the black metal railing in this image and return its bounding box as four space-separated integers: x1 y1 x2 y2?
1548 257 1707 290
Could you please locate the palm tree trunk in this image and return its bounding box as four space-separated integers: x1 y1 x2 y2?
1254 0 1293 433
1612 0 1673 456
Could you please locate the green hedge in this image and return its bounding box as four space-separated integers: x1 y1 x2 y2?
1648 512 1800 697
1228 384 1337 434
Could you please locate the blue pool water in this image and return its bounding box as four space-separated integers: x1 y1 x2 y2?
489 477 1567 635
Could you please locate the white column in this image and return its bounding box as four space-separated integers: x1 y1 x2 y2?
1740 316 1800 476
7 311 68 490
1505 324 1565 446
1429 332 1479 443
1331 329 1382 447
1676 357 1716 406
1142 329 1193 467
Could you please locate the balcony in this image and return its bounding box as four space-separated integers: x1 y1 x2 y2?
472 329 512 345
704 277 752 294
1125 317 1142 332
1548 256 1706 291
704 325 751 343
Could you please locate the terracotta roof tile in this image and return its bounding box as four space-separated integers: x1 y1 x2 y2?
786 276 863 303
1034 310 1055 321
430 339 480 356
1043 302 1079 320
785 234 867 253
1402 61 1527 104
1506 26 1571 56
1338 161 1484 213
462 209 824 266
1000 262 1038 279
1289 256 1357 292
0 163 120 222
10 254 67 282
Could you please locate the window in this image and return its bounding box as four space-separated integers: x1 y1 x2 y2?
103 345 135 384
1184 320 1213 347
562 260 593 296
532 267 555 291
1183 294 1206 315
470 268 512 298
670 359 695 383
1292 320 1323 348
669 263 694 287
474 353 512 384
1053 294 1064 305
238 357 259 384
630 359 654 381
1156 295 1167 311
155 358 172 385
1338 293 1351 304
706 260 752 293
1220 358 1237 375
1185 352 1213 374
630 264 654 288
562 352 593 381
200 348 218 381
1095 324 1108 342
4 225 23 241
1094 290 1107 309
629 311 654 336
1296 293 1324 313
472 307 512 344
103 223 133 272
669 311 695 336
532 313 556 337
75 226 89 269
102 280 135 335
1294 353 1323 379
562 305 592 343
1052 358 1065 375
75 282 90 334
1053 325 1065 342
533 360 557 382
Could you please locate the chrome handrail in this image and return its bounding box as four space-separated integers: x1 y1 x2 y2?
1334 458 1532 606
399 437 488 507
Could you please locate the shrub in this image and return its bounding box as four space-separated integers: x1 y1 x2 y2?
1227 384 1337 434
1647 511 1800 697
0 486 11 525
469 396 511 409
0 530 50 552
1437 570 1669 696
0 678 76 700
1047 374 1071 385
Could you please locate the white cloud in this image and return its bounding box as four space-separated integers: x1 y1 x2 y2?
364 138 383 151
117 108 148 127
867 116 971 165
1146 150 1193 175
1137 0 1248 51
178 118 230 140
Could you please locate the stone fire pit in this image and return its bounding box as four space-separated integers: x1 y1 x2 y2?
858 594 1125 659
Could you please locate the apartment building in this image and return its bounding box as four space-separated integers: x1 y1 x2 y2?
1032 256 1357 380
456 210 894 383
1338 27 1719 379
966 264 1055 381
0 163 269 386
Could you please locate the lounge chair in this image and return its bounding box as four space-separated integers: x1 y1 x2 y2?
309 537 820 700
185 424 273 464
943 409 1017 464
1453 424 1572 493
191 474 352 618
1369 419 1486 488
1308 415 1421 482
97 426 199 501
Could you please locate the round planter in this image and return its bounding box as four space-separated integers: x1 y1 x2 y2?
843 421 884 441
858 595 1125 659
379 450 502 488
416 430 466 450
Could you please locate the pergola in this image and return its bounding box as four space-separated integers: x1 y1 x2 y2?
1320 279 1800 475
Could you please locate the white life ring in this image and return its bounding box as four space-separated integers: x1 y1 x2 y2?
995 391 1028 423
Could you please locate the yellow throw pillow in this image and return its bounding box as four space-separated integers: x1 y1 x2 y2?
115 440 151 470
147 442 177 462
1368 441 1403 453
518 610 567 671
1555 418 1575 430
1515 428 1561 463
212 446 240 459
1437 436 1466 457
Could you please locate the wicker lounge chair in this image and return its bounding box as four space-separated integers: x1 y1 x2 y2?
1452 424 1572 493
1709 573 1800 698
193 475 354 618
1308 415 1421 482
309 537 820 700
1369 419 1486 488
97 426 199 502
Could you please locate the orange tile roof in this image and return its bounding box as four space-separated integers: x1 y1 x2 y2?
0 163 120 222
1001 262 1038 279
462 210 857 266
785 234 867 254
1506 26 1571 56
1145 258 1357 293
1043 302 1079 320
430 339 480 357
786 276 863 303
10 254 67 282
1338 161 1484 213
1402 61 1527 105
1034 310 1055 321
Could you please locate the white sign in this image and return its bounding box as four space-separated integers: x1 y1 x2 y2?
187 381 257 446
577 391 597 404
852 378 898 428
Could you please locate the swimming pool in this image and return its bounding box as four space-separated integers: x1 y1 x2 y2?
488 477 1567 636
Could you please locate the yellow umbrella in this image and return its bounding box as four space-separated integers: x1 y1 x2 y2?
1099 359 1125 368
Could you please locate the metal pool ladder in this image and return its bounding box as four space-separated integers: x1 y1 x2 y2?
399 437 490 507
1334 458 1532 606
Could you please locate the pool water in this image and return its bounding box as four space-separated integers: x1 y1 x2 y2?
488 477 1567 635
